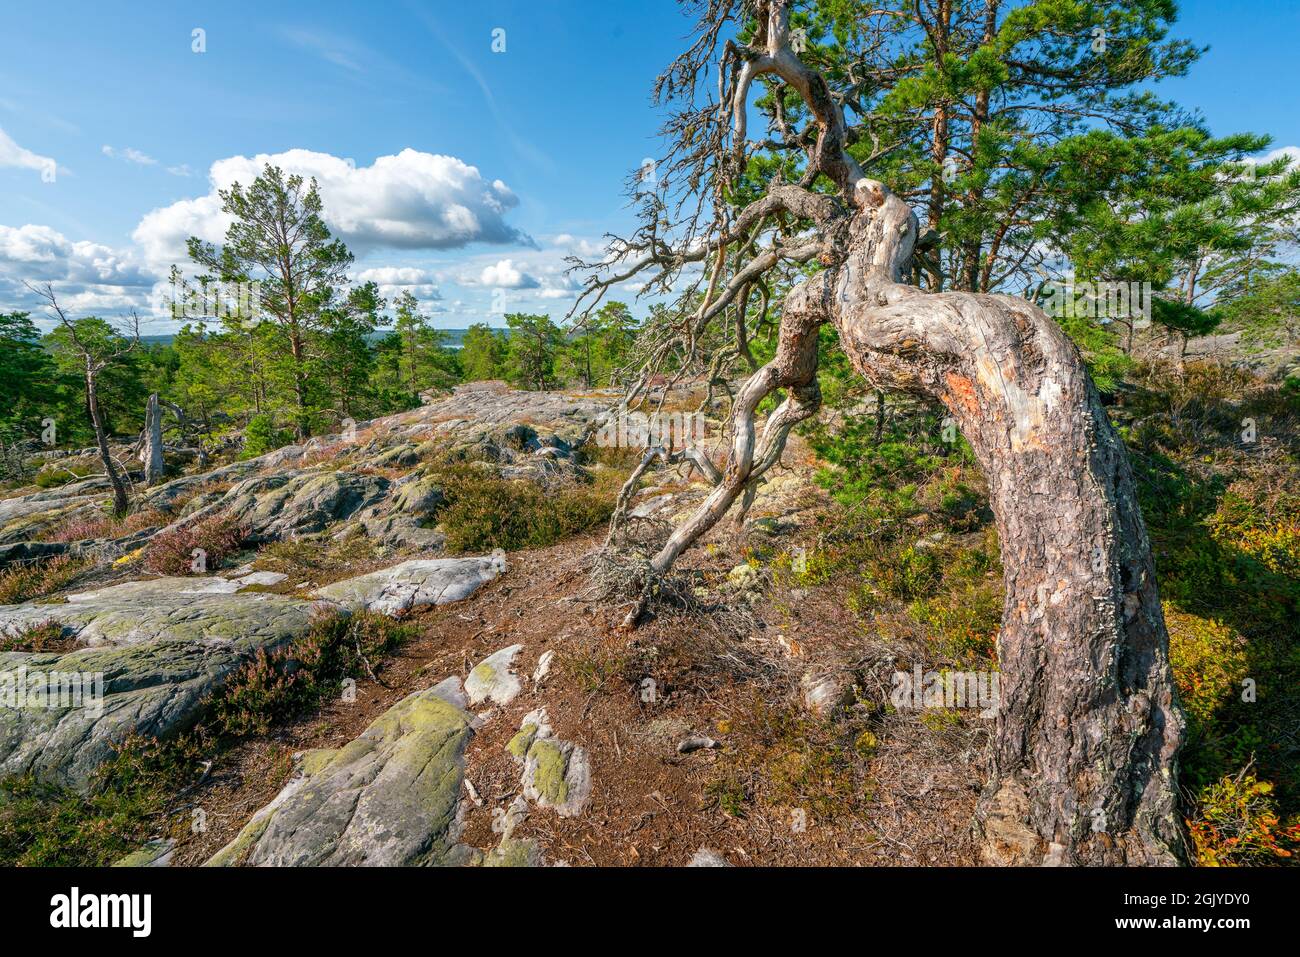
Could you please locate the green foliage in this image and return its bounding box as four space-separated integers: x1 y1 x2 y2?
559 301 638 387
0 734 208 867
241 412 295 458
433 463 620 552
460 323 509 381
1216 269 1300 349
0 312 57 445
33 458 98 488
504 312 564 390
1189 772 1300 867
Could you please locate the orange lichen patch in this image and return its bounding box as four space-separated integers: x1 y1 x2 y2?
943 372 982 419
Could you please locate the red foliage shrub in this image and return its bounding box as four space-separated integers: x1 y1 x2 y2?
143 513 246 576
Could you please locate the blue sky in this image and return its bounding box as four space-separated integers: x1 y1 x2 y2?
0 0 1296 332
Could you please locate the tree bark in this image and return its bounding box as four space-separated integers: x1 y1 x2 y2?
833 181 1187 865
595 0 1188 866
141 392 165 486
86 365 129 516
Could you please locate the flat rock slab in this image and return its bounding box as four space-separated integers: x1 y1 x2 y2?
1 579 325 649
0 584 327 793
206 678 474 867
314 557 502 617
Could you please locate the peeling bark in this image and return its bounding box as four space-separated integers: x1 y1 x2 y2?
833 181 1187 865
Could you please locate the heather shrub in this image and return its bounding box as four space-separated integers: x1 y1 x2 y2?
143 512 246 575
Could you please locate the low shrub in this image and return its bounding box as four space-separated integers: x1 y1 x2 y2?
32 459 98 489
0 554 94 604
0 620 70 653
435 464 620 552
241 413 295 460
909 580 1002 664
0 734 206 867
209 611 413 738
45 506 168 544
1188 771 1300 866
143 513 246 576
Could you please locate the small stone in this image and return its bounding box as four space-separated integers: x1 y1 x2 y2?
688 848 732 867
532 649 555 684
465 644 524 706
800 671 852 718
676 736 719 754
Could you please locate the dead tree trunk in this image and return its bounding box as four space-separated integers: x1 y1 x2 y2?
141 393 165 486
86 364 129 516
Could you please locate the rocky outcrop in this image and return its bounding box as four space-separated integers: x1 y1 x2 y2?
219 470 390 543
313 557 503 616
0 556 502 793
206 678 475 867
464 644 523 706
0 581 327 792
506 710 591 818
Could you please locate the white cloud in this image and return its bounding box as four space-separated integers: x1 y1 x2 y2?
0 224 151 286
166 164 193 177
474 258 540 289
354 266 437 287
550 233 608 259
1258 145 1300 169
0 126 55 178
133 148 532 267
0 223 159 325
354 266 442 303
102 144 157 166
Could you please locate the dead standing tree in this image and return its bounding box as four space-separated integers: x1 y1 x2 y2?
570 0 1187 866
30 283 140 515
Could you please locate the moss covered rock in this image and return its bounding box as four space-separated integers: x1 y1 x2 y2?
206 678 476 867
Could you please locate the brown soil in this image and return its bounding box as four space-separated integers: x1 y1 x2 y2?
170 513 983 867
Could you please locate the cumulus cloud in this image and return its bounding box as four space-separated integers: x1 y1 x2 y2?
0 224 152 287
133 148 532 267
0 126 55 178
0 223 158 323
102 144 157 166
550 233 608 259
354 266 442 302
473 258 540 289
1258 145 1300 169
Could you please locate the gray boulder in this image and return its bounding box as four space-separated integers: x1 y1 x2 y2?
0 595 323 792
219 470 390 543
314 557 502 617
205 678 475 866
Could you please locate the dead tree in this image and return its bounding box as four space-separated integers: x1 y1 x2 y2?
29 283 139 515
141 393 165 485
570 0 1187 866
